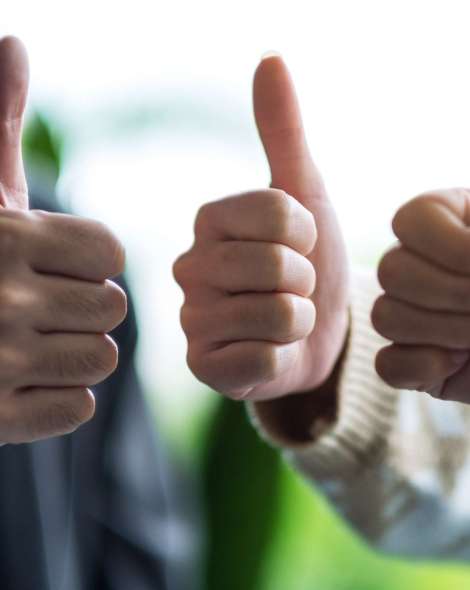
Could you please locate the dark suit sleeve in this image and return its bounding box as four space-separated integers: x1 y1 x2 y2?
29 192 201 590
72 277 201 590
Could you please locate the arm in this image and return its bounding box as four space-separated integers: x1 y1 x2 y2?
251 271 470 561
174 54 470 563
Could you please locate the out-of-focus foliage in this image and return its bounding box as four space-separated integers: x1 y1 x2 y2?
23 111 63 187
201 398 282 590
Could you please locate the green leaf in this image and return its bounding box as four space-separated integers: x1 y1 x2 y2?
201 397 282 590
23 111 64 186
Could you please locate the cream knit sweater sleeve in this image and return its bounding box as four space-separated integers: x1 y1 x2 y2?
248 269 470 561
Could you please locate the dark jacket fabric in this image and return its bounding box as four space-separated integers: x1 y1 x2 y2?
0 193 198 590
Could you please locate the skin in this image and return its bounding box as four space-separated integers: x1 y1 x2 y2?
174 55 349 401
0 37 127 443
373 188 470 402
179 57 470 421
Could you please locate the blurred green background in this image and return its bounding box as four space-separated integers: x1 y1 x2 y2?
16 1 470 586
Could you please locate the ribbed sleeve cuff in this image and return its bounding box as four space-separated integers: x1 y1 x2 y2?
248 269 400 479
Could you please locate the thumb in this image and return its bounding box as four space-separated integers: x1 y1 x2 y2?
0 36 29 209
253 53 325 209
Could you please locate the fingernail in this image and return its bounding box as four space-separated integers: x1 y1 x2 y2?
450 351 469 366
261 50 282 61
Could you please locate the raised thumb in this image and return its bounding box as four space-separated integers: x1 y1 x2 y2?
0 36 29 209
253 54 326 209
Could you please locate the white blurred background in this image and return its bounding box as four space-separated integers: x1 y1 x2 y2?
3 0 470 428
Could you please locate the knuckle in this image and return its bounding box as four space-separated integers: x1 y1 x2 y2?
375 348 398 386
29 209 51 224
215 242 249 283
217 241 236 266
186 348 207 383
303 259 316 296
274 295 304 342
268 245 287 288
43 402 82 434
370 295 392 337
392 196 425 238
0 346 25 383
0 218 22 258
35 394 93 437
89 336 119 377
105 281 127 325
194 202 213 235
186 346 224 391
377 249 400 291
173 251 192 286
254 344 281 382
46 350 71 380
266 190 291 240
54 284 126 328
391 208 406 238
74 218 125 277
180 304 195 335
55 288 88 319
62 217 126 277
0 286 23 325
99 225 126 277
56 337 118 382
301 211 317 255
391 208 408 239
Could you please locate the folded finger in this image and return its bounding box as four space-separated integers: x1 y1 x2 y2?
22 333 118 388
379 245 470 312
392 190 470 275
376 343 468 391
372 295 470 349
26 211 125 281
2 387 95 443
33 276 127 333
194 241 315 296
187 340 299 399
181 293 315 344
195 190 316 256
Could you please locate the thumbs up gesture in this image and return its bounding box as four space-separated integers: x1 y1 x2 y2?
0 37 127 443
174 55 349 400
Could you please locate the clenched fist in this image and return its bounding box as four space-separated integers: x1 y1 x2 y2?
174 55 349 401
373 189 470 402
0 37 127 443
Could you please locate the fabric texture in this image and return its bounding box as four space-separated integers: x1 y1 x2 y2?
249 269 470 560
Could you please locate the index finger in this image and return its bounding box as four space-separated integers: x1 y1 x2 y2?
392 189 470 275
26 210 125 281
194 189 317 256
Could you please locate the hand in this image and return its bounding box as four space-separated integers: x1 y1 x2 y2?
174 55 349 401
373 188 470 402
0 37 127 443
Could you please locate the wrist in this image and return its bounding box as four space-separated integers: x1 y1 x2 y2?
250 342 346 447
295 307 350 394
